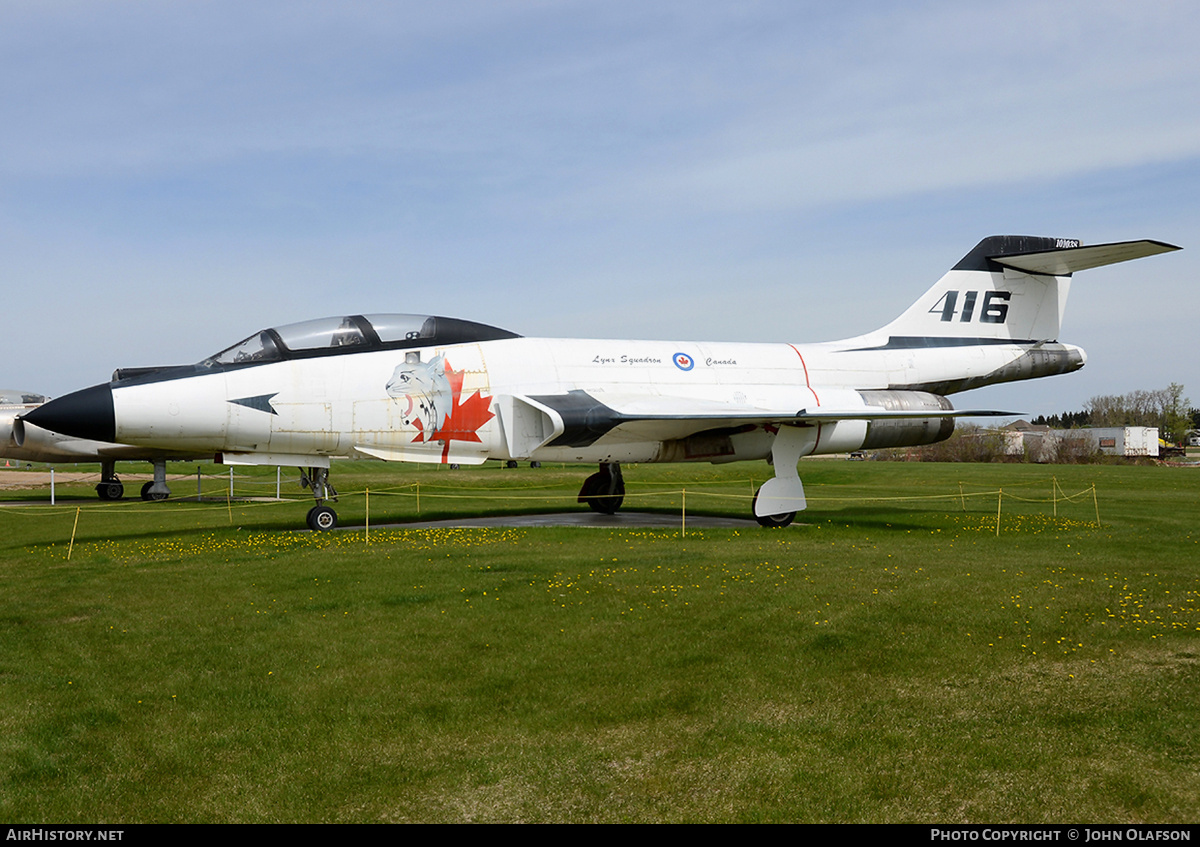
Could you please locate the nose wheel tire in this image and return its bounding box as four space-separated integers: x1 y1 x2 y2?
307 505 338 531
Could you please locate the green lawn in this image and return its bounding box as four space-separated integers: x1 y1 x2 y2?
2 459 1197 822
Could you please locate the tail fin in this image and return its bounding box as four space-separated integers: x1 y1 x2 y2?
880 236 1180 344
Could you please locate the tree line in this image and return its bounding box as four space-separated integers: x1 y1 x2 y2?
1030 383 1196 443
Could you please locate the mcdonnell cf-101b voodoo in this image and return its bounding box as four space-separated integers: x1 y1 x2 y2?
18 235 1179 530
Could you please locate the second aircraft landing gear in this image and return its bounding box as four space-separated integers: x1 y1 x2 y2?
96 480 124 500
96 461 123 500
96 460 173 501
301 466 340 531
140 460 171 502
578 461 625 515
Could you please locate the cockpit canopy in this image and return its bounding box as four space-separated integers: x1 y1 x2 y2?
0 389 48 407
201 313 520 367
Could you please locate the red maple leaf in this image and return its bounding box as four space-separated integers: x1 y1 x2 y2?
411 357 495 462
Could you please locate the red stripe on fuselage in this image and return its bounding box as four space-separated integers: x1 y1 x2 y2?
789 344 824 453
788 344 820 407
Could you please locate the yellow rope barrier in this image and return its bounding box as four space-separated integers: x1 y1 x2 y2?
5 474 1105 543
5 482 1104 512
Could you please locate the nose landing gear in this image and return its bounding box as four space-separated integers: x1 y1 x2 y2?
301 466 339 531
306 504 338 531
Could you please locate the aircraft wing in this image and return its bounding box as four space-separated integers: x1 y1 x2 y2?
784 407 1016 421
497 391 1016 456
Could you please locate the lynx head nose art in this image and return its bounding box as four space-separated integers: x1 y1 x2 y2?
386 353 451 435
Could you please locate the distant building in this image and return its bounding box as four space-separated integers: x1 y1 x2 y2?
1002 423 1159 459
1005 420 1050 434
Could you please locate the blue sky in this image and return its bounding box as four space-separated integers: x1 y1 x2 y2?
3 1 1197 418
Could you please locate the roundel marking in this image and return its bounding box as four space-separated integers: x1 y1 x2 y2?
673 352 694 371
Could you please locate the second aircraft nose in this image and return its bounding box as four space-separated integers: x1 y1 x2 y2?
19 383 116 444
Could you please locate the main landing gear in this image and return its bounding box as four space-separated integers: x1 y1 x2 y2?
752 487 796 528
578 461 625 515
300 466 339 531
751 424 809 528
573 461 798 527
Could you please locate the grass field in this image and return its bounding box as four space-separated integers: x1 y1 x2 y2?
2 458 1198 822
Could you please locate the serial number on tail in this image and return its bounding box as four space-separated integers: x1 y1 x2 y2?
929 290 1010 323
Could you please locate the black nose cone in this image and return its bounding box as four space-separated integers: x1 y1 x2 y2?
21 383 116 443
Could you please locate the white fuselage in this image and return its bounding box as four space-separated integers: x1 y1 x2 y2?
105 332 1080 467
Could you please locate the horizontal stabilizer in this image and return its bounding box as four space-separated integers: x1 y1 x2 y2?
993 240 1180 276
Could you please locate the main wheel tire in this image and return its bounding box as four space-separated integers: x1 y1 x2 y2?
756 511 796 528
580 471 625 515
307 505 338 531
752 489 795 528
96 481 124 501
